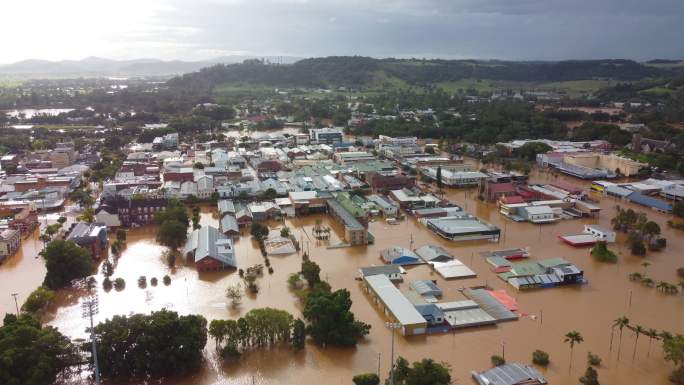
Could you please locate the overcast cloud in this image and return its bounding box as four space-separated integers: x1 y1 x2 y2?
2 0 683 63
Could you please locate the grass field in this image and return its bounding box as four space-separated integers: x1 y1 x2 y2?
437 78 614 95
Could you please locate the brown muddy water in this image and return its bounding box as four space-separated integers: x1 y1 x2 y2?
2 169 683 385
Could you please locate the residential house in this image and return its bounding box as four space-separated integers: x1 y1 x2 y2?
184 226 237 271
66 222 108 259
0 229 21 261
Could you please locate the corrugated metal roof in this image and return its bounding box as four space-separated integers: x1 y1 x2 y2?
365 274 427 327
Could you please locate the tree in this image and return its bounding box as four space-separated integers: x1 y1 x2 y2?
116 229 126 242
41 240 94 289
154 199 190 227
564 331 584 368
491 355 506 367
532 350 549 366
353 373 380 385
663 334 684 381
303 287 370 347
631 325 646 360
0 314 79 385
291 318 306 350
226 283 243 307
641 221 661 243
93 310 207 379
301 260 321 287
646 328 660 357
78 207 95 223
280 226 290 238
114 277 126 290
613 316 629 361
579 366 600 385
21 286 56 315
250 223 270 242
156 220 188 250
587 352 602 366
390 357 451 385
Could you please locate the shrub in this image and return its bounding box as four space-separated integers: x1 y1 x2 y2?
150 277 158 286
103 277 113 291
163 275 171 285
590 241 617 263
114 278 126 290
587 352 602 366
532 350 549 366
491 355 506 367
352 373 380 385
669 365 684 385
220 344 241 360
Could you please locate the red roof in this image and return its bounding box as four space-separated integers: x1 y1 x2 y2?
500 195 525 204
489 182 516 194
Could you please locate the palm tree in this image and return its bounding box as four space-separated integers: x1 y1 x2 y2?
656 281 669 292
659 330 673 341
614 316 630 360
564 330 584 369
631 325 646 360
642 277 654 287
645 328 659 357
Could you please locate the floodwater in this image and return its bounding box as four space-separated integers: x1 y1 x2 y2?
4 108 75 119
1 168 683 385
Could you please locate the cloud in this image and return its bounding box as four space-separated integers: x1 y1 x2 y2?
1 0 683 62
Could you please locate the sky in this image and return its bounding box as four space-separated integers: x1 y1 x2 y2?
2 0 684 63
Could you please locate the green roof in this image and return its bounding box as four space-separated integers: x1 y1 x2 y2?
537 257 571 269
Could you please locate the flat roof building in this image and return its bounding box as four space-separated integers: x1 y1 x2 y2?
363 274 428 336
423 215 500 241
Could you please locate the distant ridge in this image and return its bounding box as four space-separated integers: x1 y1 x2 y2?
0 56 302 78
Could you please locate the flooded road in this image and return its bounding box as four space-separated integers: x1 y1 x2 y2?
2 168 683 385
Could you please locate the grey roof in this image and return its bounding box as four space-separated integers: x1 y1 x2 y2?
410 280 442 297
438 302 497 328
427 216 500 236
66 222 106 243
220 215 239 234
184 226 236 267
218 199 236 216
414 245 454 262
364 274 426 327
472 363 547 385
359 265 401 277
463 288 518 322
380 246 421 264
605 184 633 197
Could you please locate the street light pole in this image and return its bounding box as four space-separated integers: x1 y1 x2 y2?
386 322 401 385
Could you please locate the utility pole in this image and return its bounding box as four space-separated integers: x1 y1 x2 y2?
81 295 101 385
11 293 19 314
386 322 401 385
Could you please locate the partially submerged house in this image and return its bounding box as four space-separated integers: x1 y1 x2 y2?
380 246 421 265
66 222 108 259
184 226 237 271
358 265 403 282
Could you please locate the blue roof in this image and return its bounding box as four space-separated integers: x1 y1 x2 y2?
627 192 672 212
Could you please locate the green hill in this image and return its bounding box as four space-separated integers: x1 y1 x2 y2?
167 56 680 93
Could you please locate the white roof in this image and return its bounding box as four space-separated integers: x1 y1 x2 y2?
365 274 426 327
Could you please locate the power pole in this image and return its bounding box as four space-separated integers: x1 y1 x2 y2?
81 295 101 385
11 293 19 314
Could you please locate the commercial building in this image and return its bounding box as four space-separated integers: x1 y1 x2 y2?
309 127 343 144
366 194 399 217
422 167 488 187
184 226 237 271
414 245 476 279
326 199 369 245
472 363 548 385
333 151 376 164
423 215 500 241
363 274 428 336
358 265 403 282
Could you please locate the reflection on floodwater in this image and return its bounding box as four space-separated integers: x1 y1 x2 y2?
1 168 683 385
